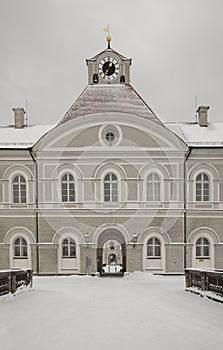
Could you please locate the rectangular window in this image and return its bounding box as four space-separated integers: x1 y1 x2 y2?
147 246 153 256
14 246 20 257
203 246 209 257
69 183 75 201
155 245 161 256
62 186 68 201
13 185 19 203
154 183 160 201
196 246 201 257
22 245 27 257
112 184 118 201
69 191 75 202
21 185 26 203
104 189 110 201
70 246 76 257
63 246 68 257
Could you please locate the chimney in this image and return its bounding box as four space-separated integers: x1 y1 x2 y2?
13 107 26 128
197 106 209 127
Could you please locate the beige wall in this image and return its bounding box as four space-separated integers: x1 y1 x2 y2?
1 116 223 274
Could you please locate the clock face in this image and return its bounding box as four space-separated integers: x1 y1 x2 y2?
98 57 119 80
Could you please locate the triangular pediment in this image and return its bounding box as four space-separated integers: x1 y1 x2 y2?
86 47 130 63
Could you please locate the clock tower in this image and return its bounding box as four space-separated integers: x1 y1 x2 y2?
59 35 161 125
86 36 132 85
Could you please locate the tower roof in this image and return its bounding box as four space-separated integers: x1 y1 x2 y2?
86 46 130 64
58 84 162 125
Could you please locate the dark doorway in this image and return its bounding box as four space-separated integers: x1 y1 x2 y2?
97 229 126 275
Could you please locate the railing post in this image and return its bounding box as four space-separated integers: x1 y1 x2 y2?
185 269 191 288
201 271 206 292
206 274 209 292
11 272 17 294
27 269 33 287
8 272 11 294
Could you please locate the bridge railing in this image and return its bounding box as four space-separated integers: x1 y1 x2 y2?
0 269 33 296
185 268 223 300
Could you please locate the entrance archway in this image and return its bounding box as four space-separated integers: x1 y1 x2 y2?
97 229 126 275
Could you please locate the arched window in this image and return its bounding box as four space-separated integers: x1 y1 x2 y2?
147 173 160 201
62 238 76 257
120 75 125 83
147 237 161 258
104 173 118 202
13 175 26 203
93 73 98 84
14 237 27 258
61 174 75 202
196 173 209 201
196 237 210 258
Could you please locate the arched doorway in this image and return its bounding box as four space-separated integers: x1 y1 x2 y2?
97 229 126 275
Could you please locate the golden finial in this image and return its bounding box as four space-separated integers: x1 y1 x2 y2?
104 24 111 48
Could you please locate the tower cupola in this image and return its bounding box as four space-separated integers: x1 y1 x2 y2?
86 35 131 85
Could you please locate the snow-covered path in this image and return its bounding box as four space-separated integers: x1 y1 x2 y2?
0 273 222 350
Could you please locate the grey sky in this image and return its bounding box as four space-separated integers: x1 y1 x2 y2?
0 0 222 125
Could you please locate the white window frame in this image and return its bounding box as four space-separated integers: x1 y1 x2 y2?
195 172 210 202
143 231 165 272
56 230 81 273
13 237 28 258
62 237 77 258
12 174 27 204
61 173 75 202
196 237 210 259
190 230 215 269
189 167 217 203
104 173 118 202
147 173 161 202
147 237 161 258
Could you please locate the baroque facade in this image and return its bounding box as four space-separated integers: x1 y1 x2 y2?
0 39 223 275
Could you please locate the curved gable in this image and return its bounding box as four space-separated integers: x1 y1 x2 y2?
33 112 187 153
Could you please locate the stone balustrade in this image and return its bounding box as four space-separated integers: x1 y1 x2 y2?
185 268 223 302
0 269 32 296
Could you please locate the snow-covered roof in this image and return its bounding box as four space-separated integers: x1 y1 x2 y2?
1 119 223 150
165 122 223 147
0 124 54 149
59 84 162 125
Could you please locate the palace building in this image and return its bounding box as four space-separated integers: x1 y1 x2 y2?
0 37 223 275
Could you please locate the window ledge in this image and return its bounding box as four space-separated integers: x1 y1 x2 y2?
194 204 212 208
11 204 28 208
103 203 120 207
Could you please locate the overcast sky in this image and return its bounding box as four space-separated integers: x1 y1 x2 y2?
0 0 222 125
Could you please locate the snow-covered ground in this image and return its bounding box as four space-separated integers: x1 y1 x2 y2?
0 272 222 350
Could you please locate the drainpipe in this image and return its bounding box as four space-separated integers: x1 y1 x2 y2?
29 149 39 274
183 147 192 270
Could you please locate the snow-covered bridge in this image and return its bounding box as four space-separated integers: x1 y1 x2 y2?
0 273 222 350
